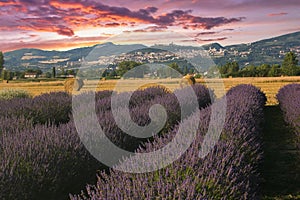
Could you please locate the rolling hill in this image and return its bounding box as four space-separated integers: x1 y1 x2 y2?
3 31 300 71
204 31 300 66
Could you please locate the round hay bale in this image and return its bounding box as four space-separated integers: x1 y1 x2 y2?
64 78 84 93
139 83 172 93
180 74 196 88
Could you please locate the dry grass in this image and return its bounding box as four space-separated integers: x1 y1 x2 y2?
0 81 65 96
1 76 300 105
205 76 300 105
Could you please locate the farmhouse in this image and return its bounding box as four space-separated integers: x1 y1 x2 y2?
24 72 39 78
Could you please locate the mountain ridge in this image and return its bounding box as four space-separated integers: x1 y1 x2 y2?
3 31 300 71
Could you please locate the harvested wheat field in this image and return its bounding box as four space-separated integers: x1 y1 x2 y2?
213 76 300 105
0 81 65 96
1 76 300 105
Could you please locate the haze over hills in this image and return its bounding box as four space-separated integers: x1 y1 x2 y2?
208 31 300 66
3 31 300 72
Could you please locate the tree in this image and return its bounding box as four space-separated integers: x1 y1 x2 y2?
256 64 271 77
219 64 228 75
282 52 299 76
61 68 66 76
268 64 281 77
182 65 188 75
108 70 117 78
52 67 56 78
188 67 195 74
239 65 257 77
168 62 182 78
219 61 239 77
45 72 52 78
227 61 239 74
0 51 4 72
1 70 12 81
11 71 23 79
66 69 77 76
116 61 142 78
26 69 42 75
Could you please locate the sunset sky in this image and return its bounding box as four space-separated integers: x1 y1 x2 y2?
0 0 299 52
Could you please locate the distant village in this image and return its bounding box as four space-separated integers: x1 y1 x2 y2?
1 39 300 81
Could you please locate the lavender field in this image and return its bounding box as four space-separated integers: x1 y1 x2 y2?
0 83 299 199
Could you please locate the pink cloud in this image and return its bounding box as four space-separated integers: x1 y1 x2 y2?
268 12 288 17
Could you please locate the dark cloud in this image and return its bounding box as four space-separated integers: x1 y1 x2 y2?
195 28 235 37
180 39 198 42
180 37 228 43
56 26 74 36
105 22 120 27
17 16 75 36
92 3 156 22
189 16 245 29
145 6 158 13
17 0 45 4
155 9 192 25
197 37 228 42
196 31 217 36
138 6 158 15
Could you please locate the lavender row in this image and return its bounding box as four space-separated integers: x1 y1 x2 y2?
0 87 166 126
75 84 212 152
277 83 300 136
95 85 170 113
0 92 72 125
71 84 266 200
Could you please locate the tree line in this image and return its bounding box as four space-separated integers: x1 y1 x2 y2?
0 51 299 81
102 61 188 79
217 52 299 77
103 51 299 79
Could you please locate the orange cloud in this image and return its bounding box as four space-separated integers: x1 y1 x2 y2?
50 1 89 10
0 1 18 6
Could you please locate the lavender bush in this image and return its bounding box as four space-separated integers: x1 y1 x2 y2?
95 85 170 113
0 116 33 135
95 90 113 100
277 83 300 136
82 84 212 152
0 121 101 200
71 84 266 200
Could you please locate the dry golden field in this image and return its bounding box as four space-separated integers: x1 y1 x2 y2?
202 76 300 105
0 81 65 96
1 76 300 105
